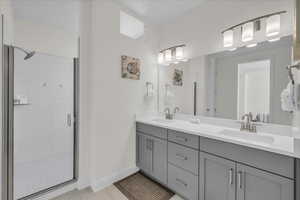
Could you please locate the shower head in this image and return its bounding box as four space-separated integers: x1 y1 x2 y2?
13 46 35 60
24 51 35 60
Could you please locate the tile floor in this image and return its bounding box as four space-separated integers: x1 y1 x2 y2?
52 185 183 200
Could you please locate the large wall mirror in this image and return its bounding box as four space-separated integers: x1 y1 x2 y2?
158 29 295 125
207 37 292 125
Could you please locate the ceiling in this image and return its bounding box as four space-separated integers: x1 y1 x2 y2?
11 0 289 28
113 0 290 25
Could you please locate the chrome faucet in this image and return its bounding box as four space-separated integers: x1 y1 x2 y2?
240 112 257 133
173 107 180 116
164 108 173 120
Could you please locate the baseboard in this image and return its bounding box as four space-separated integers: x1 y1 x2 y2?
77 179 91 190
91 167 139 192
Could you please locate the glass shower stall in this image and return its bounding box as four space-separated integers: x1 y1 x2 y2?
2 45 79 200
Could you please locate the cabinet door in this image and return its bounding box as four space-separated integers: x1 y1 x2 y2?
136 133 143 169
136 133 153 174
236 164 294 200
199 152 236 200
152 137 167 184
136 133 167 184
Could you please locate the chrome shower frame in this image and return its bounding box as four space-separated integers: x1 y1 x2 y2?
2 44 80 200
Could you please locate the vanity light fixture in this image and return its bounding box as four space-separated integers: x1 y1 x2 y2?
222 11 286 50
158 44 188 65
266 14 281 37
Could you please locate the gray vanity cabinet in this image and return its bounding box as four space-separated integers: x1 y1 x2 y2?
199 152 236 200
236 164 294 200
136 132 167 185
136 123 295 200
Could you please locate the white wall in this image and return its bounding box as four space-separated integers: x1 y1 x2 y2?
12 0 80 34
12 0 80 58
77 0 92 190
159 0 294 59
87 0 159 190
14 19 78 58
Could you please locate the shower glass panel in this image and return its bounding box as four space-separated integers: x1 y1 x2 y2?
13 49 75 199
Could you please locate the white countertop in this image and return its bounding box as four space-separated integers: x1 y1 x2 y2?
136 115 300 159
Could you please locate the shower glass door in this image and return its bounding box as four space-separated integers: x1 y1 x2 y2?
12 48 77 199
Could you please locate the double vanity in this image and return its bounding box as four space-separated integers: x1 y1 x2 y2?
136 115 300 200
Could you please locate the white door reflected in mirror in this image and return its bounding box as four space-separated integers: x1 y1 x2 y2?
237 60 271 121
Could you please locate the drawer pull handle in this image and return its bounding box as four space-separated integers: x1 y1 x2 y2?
229 168 233 185
175 178 188 187
238 171 243 189
175 136 188 142
176 153 188 160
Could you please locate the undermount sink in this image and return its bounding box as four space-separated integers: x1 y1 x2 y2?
220 129 274 145
152 118 173 123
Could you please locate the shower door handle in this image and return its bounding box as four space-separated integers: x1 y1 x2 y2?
67 113 72 127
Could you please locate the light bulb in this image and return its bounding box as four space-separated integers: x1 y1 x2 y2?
242 22 254 42
223 30 234 47
266 14 280 37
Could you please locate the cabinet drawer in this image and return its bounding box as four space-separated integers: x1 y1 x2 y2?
168 142 199 175
168 164 198 200
168 130 199 149
136 123 167 139
200 137 294 179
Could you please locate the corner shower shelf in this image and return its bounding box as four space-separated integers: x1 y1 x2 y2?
14 103 31 106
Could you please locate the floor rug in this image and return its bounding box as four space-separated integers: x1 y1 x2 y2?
114 172 174 200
